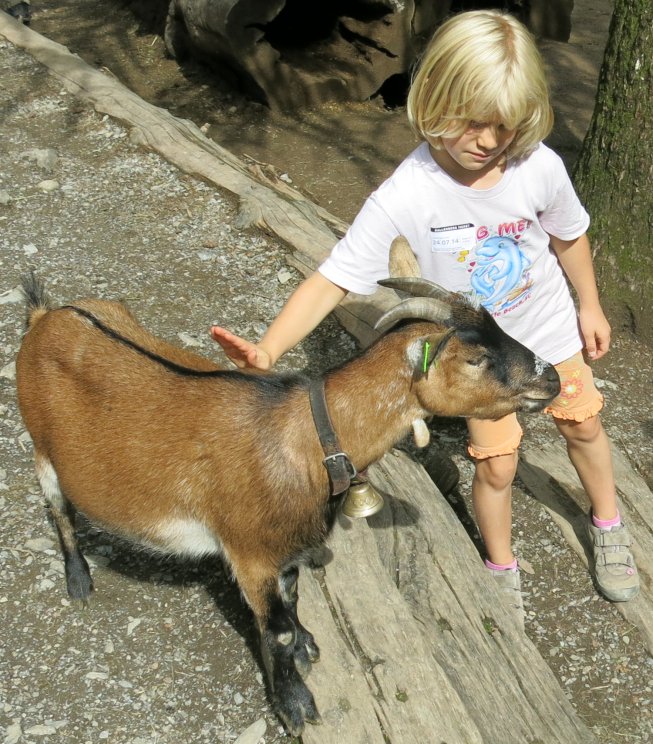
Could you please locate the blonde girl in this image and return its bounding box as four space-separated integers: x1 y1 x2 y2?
212 10 639 618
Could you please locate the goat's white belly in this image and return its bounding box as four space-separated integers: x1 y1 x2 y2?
153 518 223 558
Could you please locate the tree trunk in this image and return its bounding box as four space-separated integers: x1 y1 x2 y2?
572 0 653 344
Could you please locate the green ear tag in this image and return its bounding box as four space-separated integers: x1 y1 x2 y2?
422 341 431 374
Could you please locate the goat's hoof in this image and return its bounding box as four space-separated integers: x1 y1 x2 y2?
279 707 307 738
280 706 322 737
305 637 320 663
75 597 94 610
295 629 320 668
293 643 320 678
305 712 322 728
276 683 320 737
66 574 94 603
293 647 312 679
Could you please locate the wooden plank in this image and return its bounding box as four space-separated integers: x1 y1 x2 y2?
519 441 653 655
292 568 389 743
299 511 485 744
296 450 597 743
367 452 596 744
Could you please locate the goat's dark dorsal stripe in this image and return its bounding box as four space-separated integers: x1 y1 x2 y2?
58 306 307 397
61 305 230 378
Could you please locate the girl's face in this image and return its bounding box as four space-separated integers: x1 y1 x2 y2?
435 121 517 186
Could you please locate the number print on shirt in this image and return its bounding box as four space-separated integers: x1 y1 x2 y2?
430 223 476 252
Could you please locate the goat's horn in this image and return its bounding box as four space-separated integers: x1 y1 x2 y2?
374 297 452 334
388 236 421 278
379 277 457 301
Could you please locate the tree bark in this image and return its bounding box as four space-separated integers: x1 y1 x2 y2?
572 0 653 343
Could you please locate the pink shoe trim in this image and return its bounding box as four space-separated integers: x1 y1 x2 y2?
485 558 518 571
592 510 621 529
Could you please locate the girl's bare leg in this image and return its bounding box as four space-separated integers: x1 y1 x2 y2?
472 452 519 566
554 415 617 519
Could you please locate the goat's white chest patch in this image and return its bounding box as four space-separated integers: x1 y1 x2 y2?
153 518 223 558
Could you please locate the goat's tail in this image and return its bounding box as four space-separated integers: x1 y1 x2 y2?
21 272 52 330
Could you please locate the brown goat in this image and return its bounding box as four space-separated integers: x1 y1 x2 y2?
15 257 559 735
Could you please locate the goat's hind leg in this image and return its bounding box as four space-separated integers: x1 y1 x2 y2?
35 456 93 602
280 565 320 676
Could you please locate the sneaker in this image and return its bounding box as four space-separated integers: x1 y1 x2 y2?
587 514 639 602
487 565 525 628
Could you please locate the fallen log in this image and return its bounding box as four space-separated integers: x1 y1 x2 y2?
3 13 651 743
163 0 443 110
164 0 575 109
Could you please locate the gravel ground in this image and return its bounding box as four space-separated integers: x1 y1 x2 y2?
1 28 652 744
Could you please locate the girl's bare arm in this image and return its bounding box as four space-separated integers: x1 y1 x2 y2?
550 233 611 359
211 271 347 369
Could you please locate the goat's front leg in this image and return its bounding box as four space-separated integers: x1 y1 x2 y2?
237 566 320 737
261 586 321 736
279 565 320 677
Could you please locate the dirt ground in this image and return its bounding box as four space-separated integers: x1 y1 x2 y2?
21 0 616 225
1 1 652 743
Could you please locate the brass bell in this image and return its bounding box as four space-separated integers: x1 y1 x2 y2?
341 479 385 518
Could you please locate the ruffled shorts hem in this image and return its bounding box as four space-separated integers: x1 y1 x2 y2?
545 396 604 422
467 431 523 460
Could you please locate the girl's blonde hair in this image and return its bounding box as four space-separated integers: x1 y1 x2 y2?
407 10 554 160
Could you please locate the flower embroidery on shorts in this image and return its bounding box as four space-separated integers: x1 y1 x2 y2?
559 370 583 404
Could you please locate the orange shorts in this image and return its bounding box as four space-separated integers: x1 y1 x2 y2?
467 352 605 460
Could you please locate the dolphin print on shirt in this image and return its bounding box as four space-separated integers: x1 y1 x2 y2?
469 235 532 313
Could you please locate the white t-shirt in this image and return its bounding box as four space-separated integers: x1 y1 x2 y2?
319 142 589 364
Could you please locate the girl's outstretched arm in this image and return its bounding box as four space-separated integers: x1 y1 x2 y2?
211 271 347 370
550 233 611 360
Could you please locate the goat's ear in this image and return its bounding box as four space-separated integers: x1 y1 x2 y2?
389 235 421 278
409 328 456 380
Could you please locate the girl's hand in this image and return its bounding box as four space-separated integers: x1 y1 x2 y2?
210 326 272 370
579 304 611 360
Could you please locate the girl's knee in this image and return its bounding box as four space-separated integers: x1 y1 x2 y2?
556 414 603 444
474 452 518 490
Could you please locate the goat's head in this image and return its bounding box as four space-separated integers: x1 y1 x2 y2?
375 237 560 421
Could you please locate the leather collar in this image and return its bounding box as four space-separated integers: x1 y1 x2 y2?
308 379 356 496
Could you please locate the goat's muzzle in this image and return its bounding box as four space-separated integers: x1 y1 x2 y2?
518 363 561 412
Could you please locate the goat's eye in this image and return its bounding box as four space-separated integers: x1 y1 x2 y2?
466 355 488 367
